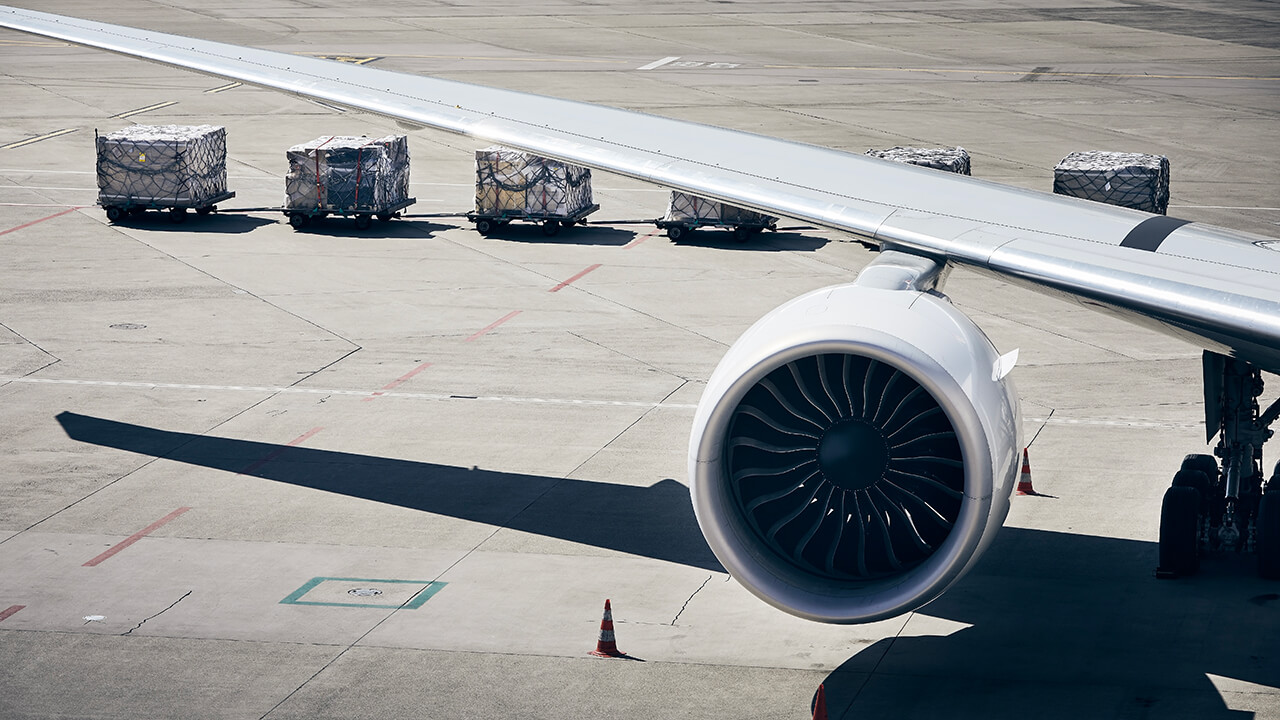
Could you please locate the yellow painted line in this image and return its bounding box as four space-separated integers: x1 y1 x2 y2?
295 51 625 65
1 128 77 151
762 64 1280 81
205 82 242 94
0 39 68 46
112 100 178 119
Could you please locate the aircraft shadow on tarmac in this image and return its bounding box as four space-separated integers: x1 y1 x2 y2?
53 412 1278 718
817 527 1279 720
55 411 723 572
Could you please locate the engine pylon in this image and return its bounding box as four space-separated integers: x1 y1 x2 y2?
1016 447 1037 496
589 599 628 658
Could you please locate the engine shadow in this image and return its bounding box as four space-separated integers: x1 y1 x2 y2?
817 527 1278 719
55 411 722 573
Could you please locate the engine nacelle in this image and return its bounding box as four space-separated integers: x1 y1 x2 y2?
689 282 1021 623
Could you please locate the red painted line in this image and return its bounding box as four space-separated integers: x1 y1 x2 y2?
622 231 656 249
82 507 191 567
239 427 323 472
0 604 25 622
550 264 602 292
363 362 433 400
465 310 521 342
0 206 81 237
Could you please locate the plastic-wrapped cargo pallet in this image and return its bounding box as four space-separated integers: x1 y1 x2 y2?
865 146 971 175
474 146 593 218
1053 151 1170 215
96 124 229 209
663 192 776 226
285 135 411 212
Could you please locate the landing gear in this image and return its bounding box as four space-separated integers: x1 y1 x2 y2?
1158 353 1280 579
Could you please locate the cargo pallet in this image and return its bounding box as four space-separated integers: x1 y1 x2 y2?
100 191 236 224
468 203 600 237
655 217 776 243
285 197 417 231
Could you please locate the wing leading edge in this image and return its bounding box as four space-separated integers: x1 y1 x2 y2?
2 6 1278 370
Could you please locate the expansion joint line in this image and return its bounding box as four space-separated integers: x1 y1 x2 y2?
259 588 428 719
122 590 192 636
1027 407 1055 448
670 574 712 626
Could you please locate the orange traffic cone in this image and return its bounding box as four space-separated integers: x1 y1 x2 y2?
1016 447 1036 496
812 683 829 720
589 599 627 658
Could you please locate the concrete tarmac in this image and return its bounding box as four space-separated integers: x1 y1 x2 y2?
1 1 1278 718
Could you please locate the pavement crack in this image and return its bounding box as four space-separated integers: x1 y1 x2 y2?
122 590 191 636
671 574 712 626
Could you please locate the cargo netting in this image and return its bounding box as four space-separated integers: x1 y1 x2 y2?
1053 151 1169 215
96 125 228 206
474 146 593 217
865 146 971 175
286 135 411 212
663 192 776 225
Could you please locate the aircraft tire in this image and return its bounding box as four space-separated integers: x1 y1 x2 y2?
1259 493 1280 580
1158 485 1200 577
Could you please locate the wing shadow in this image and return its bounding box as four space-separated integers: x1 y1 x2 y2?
56 411 722 572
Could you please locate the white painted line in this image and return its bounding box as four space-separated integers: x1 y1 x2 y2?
1024 415 1200 430
0 376 698 410
1169 205 1280 211
637 56 680 71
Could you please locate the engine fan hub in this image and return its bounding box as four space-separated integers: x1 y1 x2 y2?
817 419 889 491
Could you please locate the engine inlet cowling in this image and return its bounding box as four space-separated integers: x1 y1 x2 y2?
690 283 1021 624
728 353 963 582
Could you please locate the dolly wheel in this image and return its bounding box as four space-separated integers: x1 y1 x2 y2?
196 205 214 216
354 214 373 230
666 226 685 241
733 226 751 243
105 206 125 223
541 220 561 237
475 218 493 235
288 213 309 229
377 212 394 222
168 207 187 224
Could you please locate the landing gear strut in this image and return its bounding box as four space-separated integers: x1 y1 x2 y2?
1158 352 1280 578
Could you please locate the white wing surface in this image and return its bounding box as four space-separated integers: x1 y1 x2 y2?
2 5 1278 371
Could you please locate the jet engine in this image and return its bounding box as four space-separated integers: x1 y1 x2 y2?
689 280 1022 623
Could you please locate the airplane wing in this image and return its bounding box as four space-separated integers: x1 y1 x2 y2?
2 5 1278 373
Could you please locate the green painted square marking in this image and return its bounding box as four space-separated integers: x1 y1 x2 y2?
280 577 446 609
